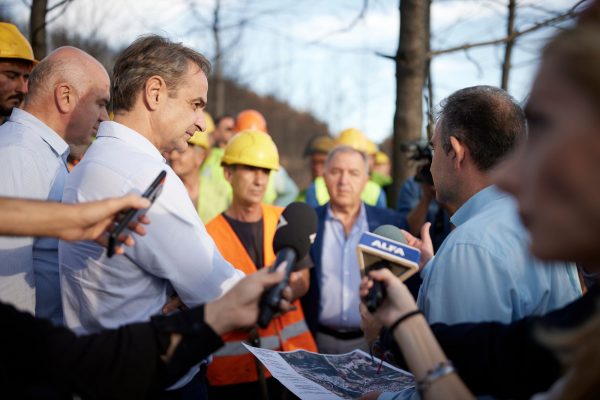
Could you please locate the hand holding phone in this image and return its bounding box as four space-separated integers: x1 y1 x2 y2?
107 170 166 257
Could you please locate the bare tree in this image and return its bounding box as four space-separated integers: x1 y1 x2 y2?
430 1 585 57
29 0 74 59
501 0 517 90
29 0 47 58
390 0 431 205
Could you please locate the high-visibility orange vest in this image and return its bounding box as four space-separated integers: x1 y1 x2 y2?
205 204 317 386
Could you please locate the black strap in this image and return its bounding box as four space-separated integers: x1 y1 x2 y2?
389 310 423 333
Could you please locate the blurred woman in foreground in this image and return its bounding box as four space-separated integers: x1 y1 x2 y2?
361 2 600 399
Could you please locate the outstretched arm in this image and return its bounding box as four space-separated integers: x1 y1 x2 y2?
0 195 150 254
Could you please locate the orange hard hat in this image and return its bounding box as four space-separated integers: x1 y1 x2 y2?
235 109 267 133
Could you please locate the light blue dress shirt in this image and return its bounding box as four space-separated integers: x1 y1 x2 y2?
318 203 369 330
417 185 581 325
59 121 244 389
379 186 582 400
0 108 68 325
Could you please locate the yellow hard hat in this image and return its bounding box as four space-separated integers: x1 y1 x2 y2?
0 23 37 64
365 139 378 156
375 151 390 165
335 128 373 155
203 111 215 135
222 129 279 170
188 130 211 149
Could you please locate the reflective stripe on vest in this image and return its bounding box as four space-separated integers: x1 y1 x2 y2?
213 319 311 356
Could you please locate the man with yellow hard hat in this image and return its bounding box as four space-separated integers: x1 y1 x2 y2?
0 23 37 124
234 109 300 207
205 129 316 400
304 128 387 208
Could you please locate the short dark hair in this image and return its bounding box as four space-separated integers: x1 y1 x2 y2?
111 35 211 112
437 85 526 171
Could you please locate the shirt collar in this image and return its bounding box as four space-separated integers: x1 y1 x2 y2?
96 121 166 163
450 185 508 227
9 108 69 160
326 201 368 228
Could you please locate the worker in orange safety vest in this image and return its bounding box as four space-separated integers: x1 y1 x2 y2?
205 129 316 400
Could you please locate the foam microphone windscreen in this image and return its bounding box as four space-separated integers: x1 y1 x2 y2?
272 202 318 259
373 224 407 244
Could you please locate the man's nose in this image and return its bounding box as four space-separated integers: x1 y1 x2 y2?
254 169 269 184
195 112 206 133
16 75 28 94
98 107 109 122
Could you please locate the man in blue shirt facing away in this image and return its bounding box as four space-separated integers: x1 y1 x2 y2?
405 85 581 325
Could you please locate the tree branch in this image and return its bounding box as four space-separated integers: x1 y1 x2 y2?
375 51 395 61
44 0 73 27
46 0 72 14
307 0 369 45
429 0 585 58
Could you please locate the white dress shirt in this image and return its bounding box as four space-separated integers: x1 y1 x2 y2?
0 108 69 325
59 121 244 388
60 120 243 331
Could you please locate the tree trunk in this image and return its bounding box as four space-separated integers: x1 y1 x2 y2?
30 0 48 59
501 0 516 90
391 0 430 205
211 0 226 117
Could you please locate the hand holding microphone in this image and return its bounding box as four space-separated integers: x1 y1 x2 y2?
257 202 317 328
357 225 421 312
359 268 420 328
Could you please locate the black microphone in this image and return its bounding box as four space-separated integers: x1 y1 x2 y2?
359 225 420 312
257 202 317 328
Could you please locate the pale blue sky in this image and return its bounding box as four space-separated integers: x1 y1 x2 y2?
4 0 579 143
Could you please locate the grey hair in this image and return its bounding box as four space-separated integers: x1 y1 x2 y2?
111 34 211 112
325 145 369 175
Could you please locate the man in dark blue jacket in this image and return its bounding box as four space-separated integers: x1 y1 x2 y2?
300 145 411 354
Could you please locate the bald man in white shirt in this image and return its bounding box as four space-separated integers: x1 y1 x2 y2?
0 46 109 326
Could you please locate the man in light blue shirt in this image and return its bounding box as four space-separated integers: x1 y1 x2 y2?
406 86 581 325
0 47 110 325
376 86 581 400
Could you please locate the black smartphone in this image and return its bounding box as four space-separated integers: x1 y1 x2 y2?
106 170 167 257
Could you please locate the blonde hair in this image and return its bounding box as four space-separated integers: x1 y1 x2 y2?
537 300 600 400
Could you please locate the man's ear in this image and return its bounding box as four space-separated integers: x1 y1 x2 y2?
449 136 466 168
143 76 167 111
223 165 234 183
55 83 76 113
